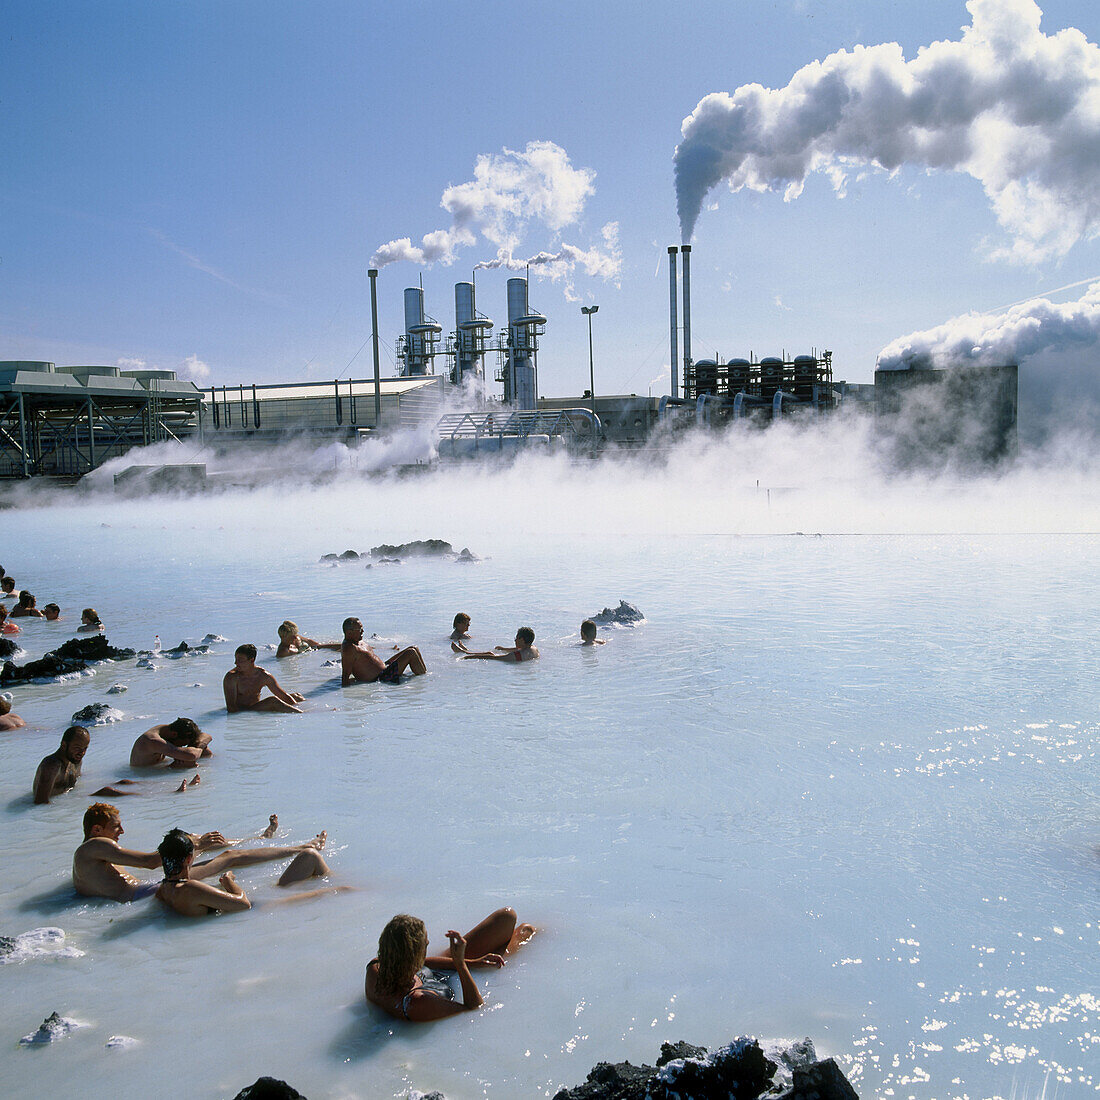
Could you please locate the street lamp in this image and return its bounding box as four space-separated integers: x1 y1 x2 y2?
581 305 599 447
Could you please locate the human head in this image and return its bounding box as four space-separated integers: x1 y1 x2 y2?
83 802 121 840
0 696 10 717
81 608 100 625
1 576 14 594
43 603 61 620
61 725 91 762
18 591 35 609
342 617 363 640
376 913 428 995
234 643 257 668
452 612 470 631
516 626 535 648
158 828 195 878
165 717 202 746
580 619 597 643
278 620 298 640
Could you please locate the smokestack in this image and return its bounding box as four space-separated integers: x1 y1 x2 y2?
681 245 692 396
368 268 381 425
668 247 679 400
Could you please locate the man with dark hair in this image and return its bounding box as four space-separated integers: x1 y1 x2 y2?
129 718 213 768
453 626 539 662
11 591 44 618
33 726 90 803
156 826 331 916
340 617 427 685
223 644 304 713
73 802 230 901
1 576 16 598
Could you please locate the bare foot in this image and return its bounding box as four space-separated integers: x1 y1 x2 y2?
506 922 537 955
189 774 201 786
306 830 327 850
175 779 188 793
262 813 278 838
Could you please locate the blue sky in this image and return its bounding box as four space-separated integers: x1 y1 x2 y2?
3 0 1099 396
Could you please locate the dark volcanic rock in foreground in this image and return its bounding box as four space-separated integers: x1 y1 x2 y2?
233 1078 307 1100
552 1037 858 1100
1 636 136 685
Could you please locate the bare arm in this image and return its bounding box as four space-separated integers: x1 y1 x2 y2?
82 838 163 870
223 671 240 713
192 843 314 879
304 638 342 651
32 759 62 804
461 649 517 661
262 671 299 706
184 874 252 913
145 731 203 765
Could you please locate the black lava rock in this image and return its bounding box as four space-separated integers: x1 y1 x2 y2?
1 636 135 685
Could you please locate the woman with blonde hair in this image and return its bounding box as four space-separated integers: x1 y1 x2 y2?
365 908 534 1022
275 620 340 659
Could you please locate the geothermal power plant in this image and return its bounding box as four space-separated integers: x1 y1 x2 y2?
0 244 1017 480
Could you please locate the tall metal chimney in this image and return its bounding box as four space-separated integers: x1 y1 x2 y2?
681 245 692 397
668 246 679 399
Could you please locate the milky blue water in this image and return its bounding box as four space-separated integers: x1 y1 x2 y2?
1 449 1097 1099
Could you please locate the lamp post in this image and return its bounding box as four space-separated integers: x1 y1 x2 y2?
581 304 599 449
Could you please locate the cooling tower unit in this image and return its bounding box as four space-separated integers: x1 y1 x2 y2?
453 281 494 388
503 278 545 410
400 287 442 377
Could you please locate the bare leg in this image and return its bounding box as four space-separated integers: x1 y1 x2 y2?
388 647 427 675
246 697 302 714
449 907 527 960
277 848 330 885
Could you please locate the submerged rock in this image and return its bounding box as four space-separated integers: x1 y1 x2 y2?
552 1037 858 1100
201 634 227 645
455 547 480 563
233 1077 307 1100
0 637 19 660
135 658 158 671
0 927 84 965
105 1035 139 1050
20 1012 82 1045
162 641 210 659
590 600 645 626
1 636 136 686
71 703 124 726
106 683 127 694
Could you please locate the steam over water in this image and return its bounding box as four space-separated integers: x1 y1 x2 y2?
2 427 1098 1099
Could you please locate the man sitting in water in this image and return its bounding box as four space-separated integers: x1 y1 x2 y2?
11 591 44 618
33 726 135 804
453 626 539 662
0 695 26 731
155 826 332 916
276 620 341 659
341 617 426 685
1 576 17 598
223 644 305 713
129 718 213 769
579 619 606 646
73 802 236 902
450 613 471 641
42 603 62 621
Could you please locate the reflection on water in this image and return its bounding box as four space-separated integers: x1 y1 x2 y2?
0 482 1096 1099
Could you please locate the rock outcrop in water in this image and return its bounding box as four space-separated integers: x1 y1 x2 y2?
19 1012 82 1045
590 600 645 626
0 636 136 686
232 1078 307 1099
0 637 19 660
71 702 124 726
318 541 481 566
552 1037 858 1100
0 927 84 965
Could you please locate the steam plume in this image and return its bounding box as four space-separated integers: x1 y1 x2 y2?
674 0 1100 261
370 142 620 281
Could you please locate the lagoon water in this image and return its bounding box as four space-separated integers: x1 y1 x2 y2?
1 430 1098 1099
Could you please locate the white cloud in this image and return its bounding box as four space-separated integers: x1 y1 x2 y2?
675 0 1100 262
177 355 212 384
116 357 146 370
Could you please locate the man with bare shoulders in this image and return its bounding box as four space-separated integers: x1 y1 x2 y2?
129 718 212 768
453 626 539 662
155 826 332 916
33 726 90 803
73 802 233 902
223 644 305 713
341 617 426 686
0 695 26 731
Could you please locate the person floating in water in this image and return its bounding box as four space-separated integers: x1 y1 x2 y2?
579 619 606 646
341 617 426 685
11 591 44 619
276 620 341 658
365 908 535 1022
0 694 26 731
450 613 471 641
452 627 539 662
72 802 237 902
129 718 213 769
155 826 332 915
78 607 103 632
223 644 305 713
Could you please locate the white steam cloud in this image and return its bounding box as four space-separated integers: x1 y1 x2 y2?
116 355 211 384
370 142 621 284
674 0 1100 261
878 280 1100 442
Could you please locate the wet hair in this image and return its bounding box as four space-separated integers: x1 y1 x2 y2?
516 626 535 646
158 828 194 878
62 725 89 745
278 620 298 639
166 717 202 745
375 914 428 996
342 617 360 634
43 603 60 617
18 591 35 608
235 643 257 661
81 607 101 624
452 612 470 629
0 576 14 592
580 619 597 641
83 802 120 840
